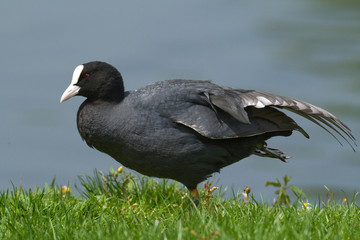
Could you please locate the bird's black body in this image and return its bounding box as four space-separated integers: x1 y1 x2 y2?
61 61 356 197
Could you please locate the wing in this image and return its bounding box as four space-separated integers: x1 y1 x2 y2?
173 103 307 139
166 80 356 150
208 87 356 150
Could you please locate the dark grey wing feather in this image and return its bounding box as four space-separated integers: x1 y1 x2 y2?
208 88 251 124
232 90 356 150
158 80 355 149
169 82 308 139
173 103 307 139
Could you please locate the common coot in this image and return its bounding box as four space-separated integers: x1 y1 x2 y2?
60 61 356 203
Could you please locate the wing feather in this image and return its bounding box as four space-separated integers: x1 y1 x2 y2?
157 80 355 150
236 90 356 150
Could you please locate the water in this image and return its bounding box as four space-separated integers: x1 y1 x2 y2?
1 0 359 202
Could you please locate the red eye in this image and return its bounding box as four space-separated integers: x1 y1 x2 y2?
84 74 90 79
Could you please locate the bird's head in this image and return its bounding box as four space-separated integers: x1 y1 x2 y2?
60 61 124 103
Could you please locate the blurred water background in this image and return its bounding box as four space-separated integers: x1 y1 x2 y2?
1 0 359 203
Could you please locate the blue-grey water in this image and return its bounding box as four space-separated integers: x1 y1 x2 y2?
1 0 359 202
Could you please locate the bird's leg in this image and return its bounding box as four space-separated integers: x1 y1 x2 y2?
189 188 200 206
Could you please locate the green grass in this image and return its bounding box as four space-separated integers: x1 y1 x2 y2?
1 169 360 240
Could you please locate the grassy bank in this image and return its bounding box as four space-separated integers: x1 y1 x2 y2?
1 169 359 239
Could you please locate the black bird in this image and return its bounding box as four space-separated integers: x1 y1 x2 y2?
60 61 356 203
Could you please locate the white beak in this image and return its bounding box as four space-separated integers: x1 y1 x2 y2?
60 84 80 103
60 64 84 103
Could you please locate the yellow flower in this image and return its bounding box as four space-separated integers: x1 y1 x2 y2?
113 166 123 179
242 187 251 203
302 202 312 210
209 186 219 193
60 186 71 195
